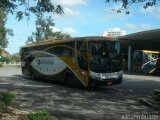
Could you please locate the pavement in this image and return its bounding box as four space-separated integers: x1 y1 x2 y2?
0 65 159 120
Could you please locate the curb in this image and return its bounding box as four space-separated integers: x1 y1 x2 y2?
139 98 160 110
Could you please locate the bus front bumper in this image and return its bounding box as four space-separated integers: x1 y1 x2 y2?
90 77 122 86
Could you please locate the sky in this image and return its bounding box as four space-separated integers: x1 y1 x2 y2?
6 0 160 54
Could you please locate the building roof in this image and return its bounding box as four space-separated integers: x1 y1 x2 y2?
119 29 160 51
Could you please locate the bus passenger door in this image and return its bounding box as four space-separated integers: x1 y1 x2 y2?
76 41 89 86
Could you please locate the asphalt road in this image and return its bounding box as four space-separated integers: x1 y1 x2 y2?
0 65 159 120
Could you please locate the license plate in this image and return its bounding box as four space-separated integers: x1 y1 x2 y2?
107 81 112 85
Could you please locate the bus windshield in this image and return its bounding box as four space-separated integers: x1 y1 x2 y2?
90 41 121 73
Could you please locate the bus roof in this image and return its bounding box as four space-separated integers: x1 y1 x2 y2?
22 36 117 49
143 50 160 54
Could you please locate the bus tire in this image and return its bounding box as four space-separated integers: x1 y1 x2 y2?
31 72 35 80
64 73 74 87
116 77 122 84
22 67 29 75
30 69 37 80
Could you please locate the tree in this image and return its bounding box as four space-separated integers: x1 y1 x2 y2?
0 0 63 21
106 0 158 14
10 53 21 62
26 15 71 44
0 0 63 49
0 56 11 63
0 10 13 49
0 10 7 48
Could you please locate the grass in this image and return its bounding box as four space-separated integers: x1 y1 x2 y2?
0 92 16 114
28 110 53 120
0 92 55 120
0 64 3 67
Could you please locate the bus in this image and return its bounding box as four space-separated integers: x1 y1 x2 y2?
21 37 123 87
132 50 160 75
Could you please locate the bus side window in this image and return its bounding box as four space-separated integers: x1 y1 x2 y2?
49 47 62 56
61 42 75 57
49 47 74 57
62 48 74 57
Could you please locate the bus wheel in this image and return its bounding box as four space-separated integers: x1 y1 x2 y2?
116 77 122 84
31 70 37 80
64 73 74 87
31 72 35 80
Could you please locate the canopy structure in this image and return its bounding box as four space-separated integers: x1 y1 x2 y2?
119 29 160 51
118 29 160 71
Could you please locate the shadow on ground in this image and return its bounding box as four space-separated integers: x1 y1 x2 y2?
0 74 159 120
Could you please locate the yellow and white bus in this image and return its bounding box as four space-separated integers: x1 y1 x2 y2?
132 50 160 75
21 37 123 87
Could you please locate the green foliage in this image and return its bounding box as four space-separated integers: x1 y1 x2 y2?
0 56 11 63
0 0 63 49
0 92 15 114
0 92 15 106
0 10 13 48
0 10 8 48
0 64 3 67
0 49 2 54
1 0 157 16
0 0 63 21
50 31 71 39
0 52 20 63
10 53 21 62
28 110 52 120
26 36 34 45
106 0 158 14
26 15 71 44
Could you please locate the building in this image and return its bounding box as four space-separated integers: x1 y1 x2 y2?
103 28 127 38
